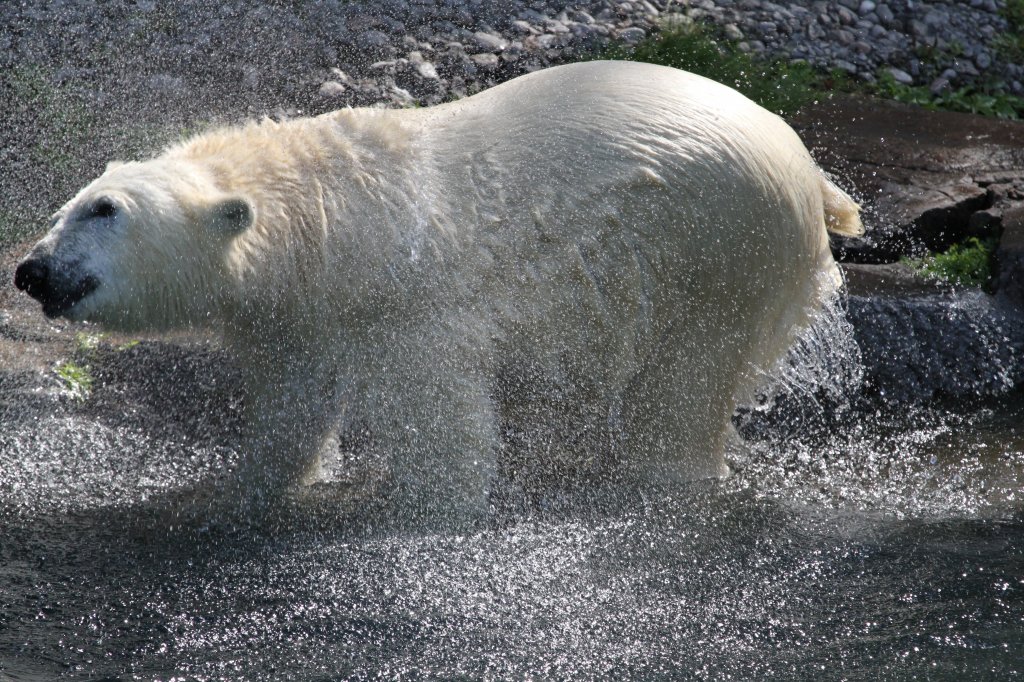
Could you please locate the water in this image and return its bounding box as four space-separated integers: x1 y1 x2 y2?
1 348 1022 680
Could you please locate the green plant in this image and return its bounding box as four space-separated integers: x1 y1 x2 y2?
874 70 1024 119
597 22 834 116
994 1 1024 67
55 360 94 402
903 237 997 289
75 331 106 353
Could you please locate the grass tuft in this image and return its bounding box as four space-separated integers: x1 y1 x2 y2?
902 237 997 289
597 22 839 116
55 360 94 402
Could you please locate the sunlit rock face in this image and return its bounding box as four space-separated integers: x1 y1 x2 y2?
15 61 861 520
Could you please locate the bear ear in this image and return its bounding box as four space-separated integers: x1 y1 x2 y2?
209 196 255 235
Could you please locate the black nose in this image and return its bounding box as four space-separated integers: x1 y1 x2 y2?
14 258 51 299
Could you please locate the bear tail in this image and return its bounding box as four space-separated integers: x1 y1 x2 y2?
819 173 863 237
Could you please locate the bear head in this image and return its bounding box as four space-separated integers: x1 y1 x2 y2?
14 159 255 332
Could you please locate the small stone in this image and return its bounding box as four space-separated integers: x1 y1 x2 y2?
318 81 347 98
510 20 533 34
389 86 415 107
835 60 859 74
886 68 914 85
357 30 391 49
416 61 439 80
472 31 509 52
543 18 570 33
929 77 951 95
858 0 876 14
875 3 896 26
470 53 500 70
618 27 646 43
329 68 352 85
835 29 855 45
723 23 743 40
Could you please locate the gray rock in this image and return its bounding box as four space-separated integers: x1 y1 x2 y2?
847 291 1024 403
995 207 1024 309
318 81 347 98
842 263 950 298
510 20 534 35
416 61 440 80
929 77 952 95
472 31 509 52
887 67 914 85
357 30 392 49
469 52 501 70
618 27 647 43
875 3 896 27
835 59 859 74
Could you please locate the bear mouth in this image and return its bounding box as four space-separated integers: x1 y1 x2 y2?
41 276 100 319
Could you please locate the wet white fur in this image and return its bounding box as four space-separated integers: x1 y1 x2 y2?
29 61 861 517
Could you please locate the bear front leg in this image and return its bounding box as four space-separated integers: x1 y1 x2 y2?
230 354 338 510
366 338 499 525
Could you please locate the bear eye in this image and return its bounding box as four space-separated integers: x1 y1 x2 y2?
88 197 118 220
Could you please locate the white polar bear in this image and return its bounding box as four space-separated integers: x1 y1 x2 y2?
15 61 861 518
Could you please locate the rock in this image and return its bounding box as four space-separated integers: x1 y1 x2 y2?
356 30 392 50
841 262 949 298
618 27 646 43
388 85 415 107
510 20 533 35
847 291 1024 403
837 180 990 263
968 209 1003 239
416 61 440 80
886 68 913 85
471 31 508 52
995 206 1024 309
469 53 500 70
329 67 352 85
318 81 347 98
929 77 952 96
795 97 1024 265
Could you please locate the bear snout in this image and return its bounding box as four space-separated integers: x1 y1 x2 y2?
14 256 99 318
14 257 51 298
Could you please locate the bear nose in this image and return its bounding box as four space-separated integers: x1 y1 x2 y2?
14 257 52 299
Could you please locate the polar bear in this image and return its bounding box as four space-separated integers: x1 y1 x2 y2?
15 61 861 518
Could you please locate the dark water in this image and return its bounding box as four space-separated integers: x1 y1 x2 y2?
1 398 1022 681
